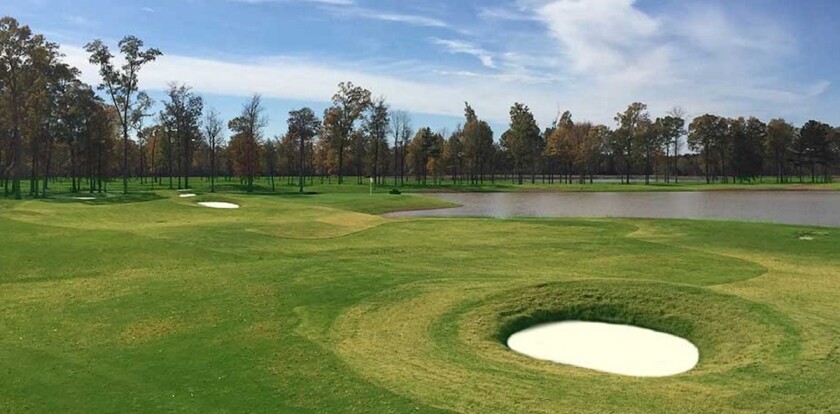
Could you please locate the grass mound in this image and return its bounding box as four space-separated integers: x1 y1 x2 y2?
484 280 797 375
0 191 838 413
332 279 800 413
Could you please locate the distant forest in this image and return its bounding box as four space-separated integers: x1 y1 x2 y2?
2 16 838 198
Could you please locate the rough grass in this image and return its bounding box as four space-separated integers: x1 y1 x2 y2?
0 190 838 413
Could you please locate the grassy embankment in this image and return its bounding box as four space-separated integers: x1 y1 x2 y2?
0 189 838 412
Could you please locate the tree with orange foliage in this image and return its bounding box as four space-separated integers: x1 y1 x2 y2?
227 95 265 192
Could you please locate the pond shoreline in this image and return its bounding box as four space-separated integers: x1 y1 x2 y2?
394 183 840 194
387 191 840 228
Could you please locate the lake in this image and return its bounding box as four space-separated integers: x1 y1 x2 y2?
387 192 840 227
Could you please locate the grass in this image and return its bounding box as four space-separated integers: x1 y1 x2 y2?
0 189 839 412
7 174 840 200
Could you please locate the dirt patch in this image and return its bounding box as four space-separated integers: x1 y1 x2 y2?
120 318 180 345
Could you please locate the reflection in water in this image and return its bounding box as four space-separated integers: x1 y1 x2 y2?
387 192 840 227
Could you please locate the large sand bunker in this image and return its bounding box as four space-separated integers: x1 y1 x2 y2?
507 321 699 377
198 202 239 209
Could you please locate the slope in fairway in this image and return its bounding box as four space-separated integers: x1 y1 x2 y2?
0 192 838 413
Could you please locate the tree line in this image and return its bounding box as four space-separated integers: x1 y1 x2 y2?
2 18 839 199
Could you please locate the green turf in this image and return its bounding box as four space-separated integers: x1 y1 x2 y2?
8 175 840 200
0 190 838 413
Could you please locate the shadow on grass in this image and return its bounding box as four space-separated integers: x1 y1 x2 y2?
41 192 165 205
209 183 323 196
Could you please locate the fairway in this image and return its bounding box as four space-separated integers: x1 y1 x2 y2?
1 191 839 413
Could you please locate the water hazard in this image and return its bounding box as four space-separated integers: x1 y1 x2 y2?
387 192 840 227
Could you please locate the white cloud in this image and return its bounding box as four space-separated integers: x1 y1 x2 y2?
229 0 446 27
59 0 832 131
229 0 355 5
324 6 448 27
64 15 95 27
536 0 660 74
509 0 830 122
478 6 536 21
431 38 496 68
305 0 354 4
63 45 507 121
676 5 795 55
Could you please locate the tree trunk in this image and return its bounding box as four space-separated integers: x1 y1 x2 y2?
184 134 190 189
177 131 182 189
97 144 104 193
43 135 53 197
209 143 215 192
167 132 173 189
9 74 23 199
70 146 77 192
30 131 38 197
338 141 345 185
625 156 631 185
394 141 399 187
373 140 379 187
673 141 679 184
299 137 305 193
122 123 129 194
150 135 157 190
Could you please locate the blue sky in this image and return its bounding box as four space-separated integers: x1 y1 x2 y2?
3 0 839 139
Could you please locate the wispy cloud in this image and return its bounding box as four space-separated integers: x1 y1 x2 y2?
229 0 446 27
64 15 95 27
478 6 536 21
431 38 495 68
489 0 829 121
536 0 660 74
61 44 559 124
55 0 832 129
322 5 448 28
305 0 354 4
229 0 355 5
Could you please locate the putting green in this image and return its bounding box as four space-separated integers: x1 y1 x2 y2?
0 192 838 413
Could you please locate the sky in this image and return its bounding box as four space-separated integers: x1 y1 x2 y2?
3 0 839 139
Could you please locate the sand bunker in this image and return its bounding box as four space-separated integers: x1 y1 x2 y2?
198 202 239 209
507 321 699 377
74 197 97 201
179 194 197 198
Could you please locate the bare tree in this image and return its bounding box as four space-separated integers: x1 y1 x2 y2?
85 36 161 194
323 82 371 185
204 108 224 192
364 97 390 186
666 106 687 183
228 94 267 192
287 107 321 193
390 110 412 186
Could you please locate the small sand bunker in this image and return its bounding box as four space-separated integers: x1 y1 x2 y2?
198 202 239 209
74 197 97 201
798 231 828 241
176 189 193 192
179 194 197 198
507 321 699 377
